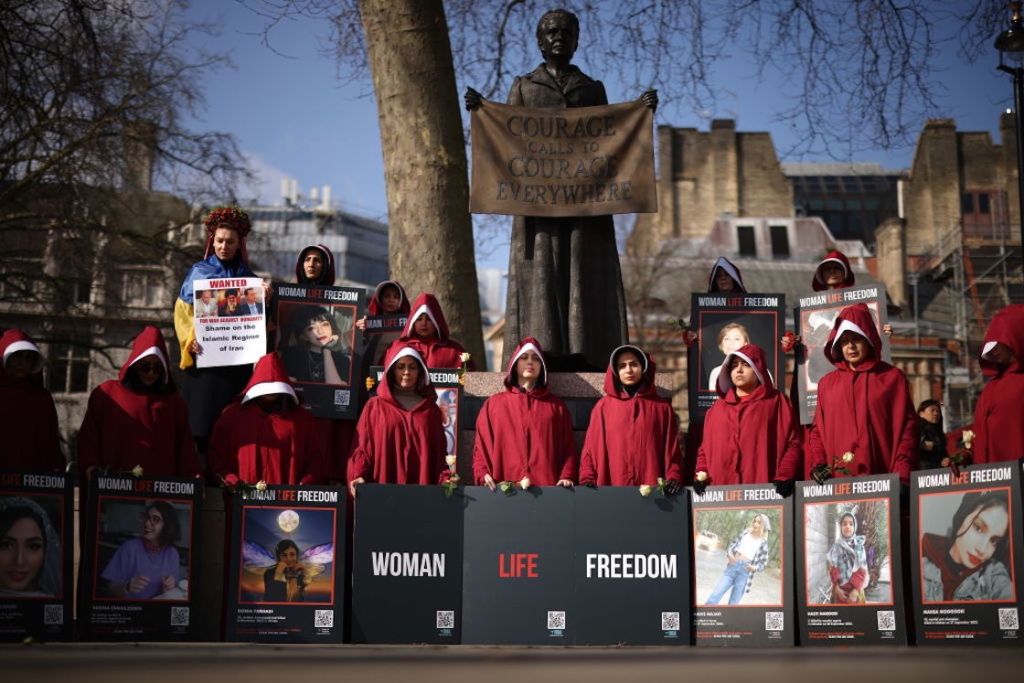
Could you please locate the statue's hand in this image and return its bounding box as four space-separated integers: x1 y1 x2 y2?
641 89 658 112
464 87 483 111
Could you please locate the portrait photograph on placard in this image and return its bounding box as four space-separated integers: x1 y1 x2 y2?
918 488 1016 604
0 493 64 599
238 506 336 605
693 507 784 607
803 499 893 606
92 498 193 602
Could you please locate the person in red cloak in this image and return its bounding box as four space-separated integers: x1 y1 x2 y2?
395 292 473 370
807 304 917 485
347 342 447 496
208 353 322 486
356 279 411 365
473 337 577 489
0 329 64 472
972 304 1024 464
694 344 802 492
77 326 200 478
579 345 682 491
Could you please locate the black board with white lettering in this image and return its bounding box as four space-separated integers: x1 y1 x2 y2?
0 471 74 642
224 485 346 643
691 483 794 646
911 462 1024 645
573 486 690 644
461 485 575 644
795 473 905 645
79 475 203 640
351 484 463 643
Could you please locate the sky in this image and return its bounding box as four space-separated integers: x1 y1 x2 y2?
183 1 1016 270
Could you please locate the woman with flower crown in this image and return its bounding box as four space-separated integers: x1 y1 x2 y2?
173 205 264 455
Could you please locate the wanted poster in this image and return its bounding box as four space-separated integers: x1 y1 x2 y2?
193 276 266 368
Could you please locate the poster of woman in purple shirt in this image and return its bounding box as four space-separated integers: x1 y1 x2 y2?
100 500 186 600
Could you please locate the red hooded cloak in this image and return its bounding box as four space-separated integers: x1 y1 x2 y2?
208 353 322 485
397 293 472 369
807 304 917 484
812 250 856 291
695 344 802 484
973 304 1024 463
707 257 747 293
579 345 682 486
0 329 64 472
77 326 200 478
472 338 578 485
347 342 447 485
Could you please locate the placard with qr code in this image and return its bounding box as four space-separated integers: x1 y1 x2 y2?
275 284 364 420
0 470 74 642
691 483 794 647
910 462 1024 645
795 473 906 645
224 485 346 643
573 486 691 645
78 475 203 641
351 484 463 643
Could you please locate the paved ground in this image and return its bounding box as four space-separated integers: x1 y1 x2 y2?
2 644 1022 682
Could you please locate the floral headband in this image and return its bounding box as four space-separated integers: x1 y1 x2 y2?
202 205 252 237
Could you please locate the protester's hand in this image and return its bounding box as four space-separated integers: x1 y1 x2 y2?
483 473 497 491
882 323 892 337
773 479 795 498
810 464 831 485
922 440 934 452
355 316 367 331
692 478 709 495
684 330 698 346
464 87 483 111
189 340 203 355
580 480 597 489
162 575 176 592
641 89 658 111
127 575 150 594
556 479 574 488
780 332 799 353
348 477 365 498
263 279 272 301
664 479 682 496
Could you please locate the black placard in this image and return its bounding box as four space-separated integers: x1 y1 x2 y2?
351 484 463 643
573 486 690 644
275 284 364 419
691 484 794 646
687 292 785 426
224 485 346 642
911 462 1024 644
79 475 202 640
795 473 905 644
461 485 574 644
0 471 73 641
793 285 891 424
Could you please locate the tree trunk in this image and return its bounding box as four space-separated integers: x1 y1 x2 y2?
359 0 485 367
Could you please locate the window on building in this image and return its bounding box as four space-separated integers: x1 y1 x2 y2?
119 270 165 307
70 277 91 304
49 341 90 394
737 225 756 257
961 193 974 214
769 225 790 258
978 193 990 214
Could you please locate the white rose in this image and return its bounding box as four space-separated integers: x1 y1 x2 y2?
695 471 708 482
131 465 144 478
255 480 268 491
639 484 653 497
445 454 457 468
460 352 471 364
499 481 512 493
842 451 855 464
519 476 531 490
963 430 975 448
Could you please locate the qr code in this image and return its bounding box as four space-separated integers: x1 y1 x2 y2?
876 610 896 631
333 390 350 406
661 611 680 631
547 610 566 630
436 610 455 629
43 604 63 626
170 606 189 627
998 608 1019 630
314 610 334 628
765 611 784 631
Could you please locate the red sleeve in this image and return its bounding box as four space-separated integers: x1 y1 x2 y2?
973 387 993 464
662 410 683 482
773 400 803 481
556 405 578 483
890 379 918 485
578 407 604 484
76 388 105 474
40 392 65 472
298 412 322 485
207 406 239 486
471 401 496 484
347 401 377 482
807 401 828 474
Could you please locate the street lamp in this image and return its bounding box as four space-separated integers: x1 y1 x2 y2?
995 0 1024 268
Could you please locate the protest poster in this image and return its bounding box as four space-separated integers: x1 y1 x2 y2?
371 366 463 456
691 484 794 647
0 471 73 642
193 276 266 369
363 314 407 336
911 462 1023 645
793 284 890 424
275 283 364 420
795 474 905 645
470 99 656 217
687 292 786 425
224 485 346 643
79 475 202 641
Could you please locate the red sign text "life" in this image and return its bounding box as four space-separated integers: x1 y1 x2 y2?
498 553 539 578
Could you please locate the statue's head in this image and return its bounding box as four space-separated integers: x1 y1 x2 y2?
536 9 579 61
